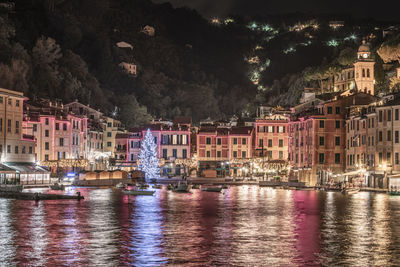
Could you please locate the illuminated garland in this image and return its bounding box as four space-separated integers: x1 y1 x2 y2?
42 159 89 168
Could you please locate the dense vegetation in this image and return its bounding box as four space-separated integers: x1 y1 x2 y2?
0 0 398 127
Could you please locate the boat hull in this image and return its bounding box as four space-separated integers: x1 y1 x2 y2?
123 190 155 196
201 187 222 192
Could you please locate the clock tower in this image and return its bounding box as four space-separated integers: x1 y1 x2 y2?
354 40 375 95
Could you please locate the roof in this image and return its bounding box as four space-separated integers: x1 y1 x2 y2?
358 40 370 53
230 126 253 135
173 116 192 125
3 162 49 173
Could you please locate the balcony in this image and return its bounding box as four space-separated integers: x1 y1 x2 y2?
22 134 35 141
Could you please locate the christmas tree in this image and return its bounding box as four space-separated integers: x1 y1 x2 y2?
138 129 160 179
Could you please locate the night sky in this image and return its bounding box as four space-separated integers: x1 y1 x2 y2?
152 0 400 21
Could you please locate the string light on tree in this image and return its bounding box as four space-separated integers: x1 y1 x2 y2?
138 129 160 179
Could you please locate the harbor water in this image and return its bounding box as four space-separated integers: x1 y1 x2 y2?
1 186 400 266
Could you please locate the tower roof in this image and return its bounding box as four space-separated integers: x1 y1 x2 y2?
358 40 370 53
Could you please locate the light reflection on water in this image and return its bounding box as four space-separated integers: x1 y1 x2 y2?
2 186 400 266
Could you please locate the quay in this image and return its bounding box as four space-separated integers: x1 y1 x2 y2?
0 191 84 201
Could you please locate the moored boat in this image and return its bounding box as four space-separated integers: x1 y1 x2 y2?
123 190 155 196
50 183 65 190
173 182 191 193
387 191 400 196
167 184 174 190
152 184 162 189
341 188 360 195
116 182 126 189
192 184 200 189
201 186 223 192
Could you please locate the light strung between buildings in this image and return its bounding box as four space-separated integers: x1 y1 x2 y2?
138 129 160 179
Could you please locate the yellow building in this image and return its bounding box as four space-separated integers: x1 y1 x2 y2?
103 116 126 157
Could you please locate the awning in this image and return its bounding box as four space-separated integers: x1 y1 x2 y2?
0 164 16 173
3 162 50 174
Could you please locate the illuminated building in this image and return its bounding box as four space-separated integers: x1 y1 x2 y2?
0 88 48 184
288 93 377 186
23 100 88 169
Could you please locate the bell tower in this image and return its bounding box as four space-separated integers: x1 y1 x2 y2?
354 40 375 95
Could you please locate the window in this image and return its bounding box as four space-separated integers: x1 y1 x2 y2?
387 152 392 163
396 109 399 121
379 110 383 122
15 121 19 134
388 130 392 141
335 120 340 129
396 131 399 143
55 123 59 130
0 118 2 132
217 151 221 158
279 151 283 159
45 118 49 125
16 100 20 107
268 139 272 147
45 142 49 150
233 151 237 158
15 146 18 154
0 96 2 104
0 145 2 153
206 151 211 158
163 149 167 159
388 110 392 121
63 123 67 131
279 139 283 147
59 138 64 147
217 138 221 145
335 136 340 146
33 124 37 132
45 155 49 161
396 153 399 165
362 69 365 77
45 129 49 137
206 138 211 145
242 138 246 145
367 68 370 77
379 131 382 142
259 139 263 147
319 120 324 128
327 106 332 114
319 136 324 146
319 153 325 164
183 149 188 159
335 107 340 114
379 152 383 164
172 149 177 158
107 132 112 138
7 119 11 133
7 145 11 153
233 138 237 145
107 142 112 147
107 122 112 127
242 151 246 158
335 153 340 164
29 146 33 154
8 98 11 106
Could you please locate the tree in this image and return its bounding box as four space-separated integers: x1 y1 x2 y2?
118 94 152 128
138 129 160 179
337 47 357 66
377 39 400 63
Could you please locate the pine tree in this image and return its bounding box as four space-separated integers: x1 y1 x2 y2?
138 129 160 179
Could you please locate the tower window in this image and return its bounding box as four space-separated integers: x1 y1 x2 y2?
367 69 370 78
362 69 365 77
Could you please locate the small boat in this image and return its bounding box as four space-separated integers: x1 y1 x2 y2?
387 191 400 196
167 184 174 190
341 188 360 195
221 185 229 189
116 182 125 189
123 190 155 196
50 183 65 190
192 184 200 189
152 184 162 189
201 186 223 192
136 183 149 189
173 182 192 193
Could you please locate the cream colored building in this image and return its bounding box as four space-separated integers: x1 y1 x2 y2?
103 117 126 157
